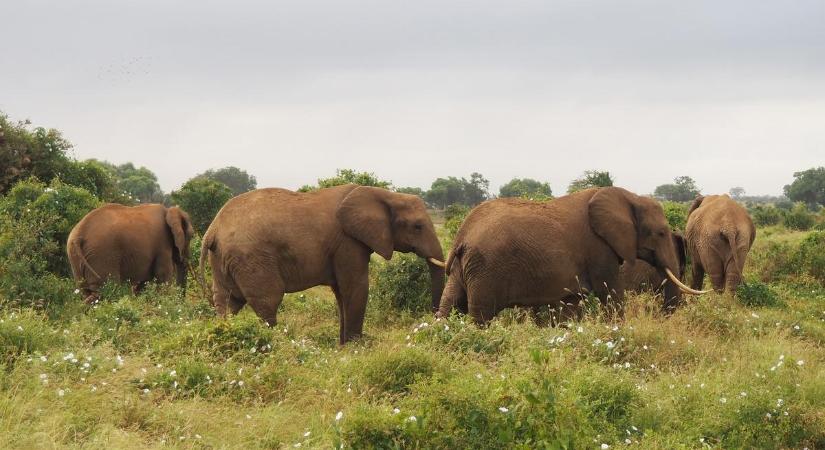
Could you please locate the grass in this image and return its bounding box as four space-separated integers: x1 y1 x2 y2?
0 227 824 448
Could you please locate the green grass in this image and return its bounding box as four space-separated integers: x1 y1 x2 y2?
1 228 825 448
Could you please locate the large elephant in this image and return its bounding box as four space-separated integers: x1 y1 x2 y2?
686 194 755 293
199 184 446 344
437 187 706 323
67 204 195 303
619 232 687 294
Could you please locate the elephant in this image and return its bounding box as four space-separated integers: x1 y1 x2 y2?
67 204 195 303
199 184 446 344
437 187 707 324
686 194 755 293
619 232 687 295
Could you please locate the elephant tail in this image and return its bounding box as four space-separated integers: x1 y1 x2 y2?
68 237 101 282
199 230 215 303
444 243 464 277
722 228 745 274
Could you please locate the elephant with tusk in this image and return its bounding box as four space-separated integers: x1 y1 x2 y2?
437 187 709 324
200 184 445 344
620 232 691 295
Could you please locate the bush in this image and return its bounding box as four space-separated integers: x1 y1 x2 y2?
789 231 825 283
444 204 470 241
751 205 783 227
169 177 233 233
0 310 62 366
355 347 439 396
661 201 688 231
782 203 815 230
371 253 432 313
736 281 781 307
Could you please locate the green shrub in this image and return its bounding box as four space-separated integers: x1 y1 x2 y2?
751 205 782 227
0 310 62 366
783 203 816 230
444 204 470 241
371 253 432 313
661 201 688 231
355 347 439 396
789 231 825 283
736 281 781 307
169 177 233 233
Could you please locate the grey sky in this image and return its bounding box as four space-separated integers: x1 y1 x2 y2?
2 0 824 196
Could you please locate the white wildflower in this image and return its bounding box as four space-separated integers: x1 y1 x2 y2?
335 411 343 421
498 406 509 413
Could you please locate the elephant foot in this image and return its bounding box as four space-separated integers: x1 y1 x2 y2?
84 293 101 305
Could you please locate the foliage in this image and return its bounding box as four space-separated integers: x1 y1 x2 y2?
424 173 489 209
444 204 470 241
729 186 746 199
782 202 815 231
654 176 701 202
96 161 164 203
195 166 257 196
499 177 552 199
567 170 614 194
299 169 392 192
0 113 74 194
169 178 233 233
784 166 825 208
789 231 825 283
751 205 783 227
61 159 131 204
661 201 688 231
736 281 781 307
372 253 432 313
395 187 425 198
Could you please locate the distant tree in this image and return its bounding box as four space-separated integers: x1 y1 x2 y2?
729 187 746 199
196 166 257 196
424 173 490 209
654 176 701 202
567 170 614 194
170 178 233 233
784 167 825 209
499 178 552 198
0 112 74 194
299 169 392 192
62 160 132 204
464 172 490 206
96 161 164 203
395 187 425 198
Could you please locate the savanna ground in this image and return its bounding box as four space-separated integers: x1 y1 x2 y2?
2 219 825 449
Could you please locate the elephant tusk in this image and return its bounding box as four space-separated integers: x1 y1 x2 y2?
665 268 712 295
428 257 446 268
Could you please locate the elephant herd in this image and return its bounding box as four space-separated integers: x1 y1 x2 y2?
67 184 755 344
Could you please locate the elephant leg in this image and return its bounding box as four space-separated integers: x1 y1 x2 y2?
228 295 246 315
724 259 742 294
234 269 285 327
467 300 497 325
331 285 346 344
690 259 706 290
212 286 231 317
335 277 369 344
705 257 726 292
437 275 467 317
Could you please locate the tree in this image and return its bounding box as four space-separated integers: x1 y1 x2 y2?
299 169 392 192
95 161 164 203
0 112 74 194
464 172 490 206
424 177 465 209
395 187 425 198
197 166 257 196
499 178 552 198
567 170 614 194
784 167 825 209
729 187 745 199
170 178 233 233
62 160 132 204
654 176 701 202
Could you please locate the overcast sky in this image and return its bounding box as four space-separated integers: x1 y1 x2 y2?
2 0 824 196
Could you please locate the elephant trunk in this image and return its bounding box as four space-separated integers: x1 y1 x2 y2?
657 244 684 313
176 260 187 293
428 261 446 312
419 232 446 312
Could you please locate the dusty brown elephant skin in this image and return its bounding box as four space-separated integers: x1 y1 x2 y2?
438 187 702 324
620 233 687 294
200 184 445 344
686 194 755 293
67 204 195 303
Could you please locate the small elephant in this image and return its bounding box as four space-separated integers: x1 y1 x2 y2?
619 232 687 294
686 194 755 293
200 184 446 344
67 204 195 303
437 187 706 324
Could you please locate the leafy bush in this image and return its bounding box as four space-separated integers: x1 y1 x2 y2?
444 204 470 241
169 177 233 233
782 202 815 230
789 231 825 283
661 201 688 231
736 281 781 307
354 347 439 396
371 253 432 313
0 310 63 366
751 205 782 227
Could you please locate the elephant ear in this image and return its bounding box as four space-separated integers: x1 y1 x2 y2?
165 207 193 262
687 195 705 217
337 187 394 260
588 187 638 264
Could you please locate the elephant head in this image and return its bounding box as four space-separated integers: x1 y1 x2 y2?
337 186 446 310
165 207 195 290
589 187 706 311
